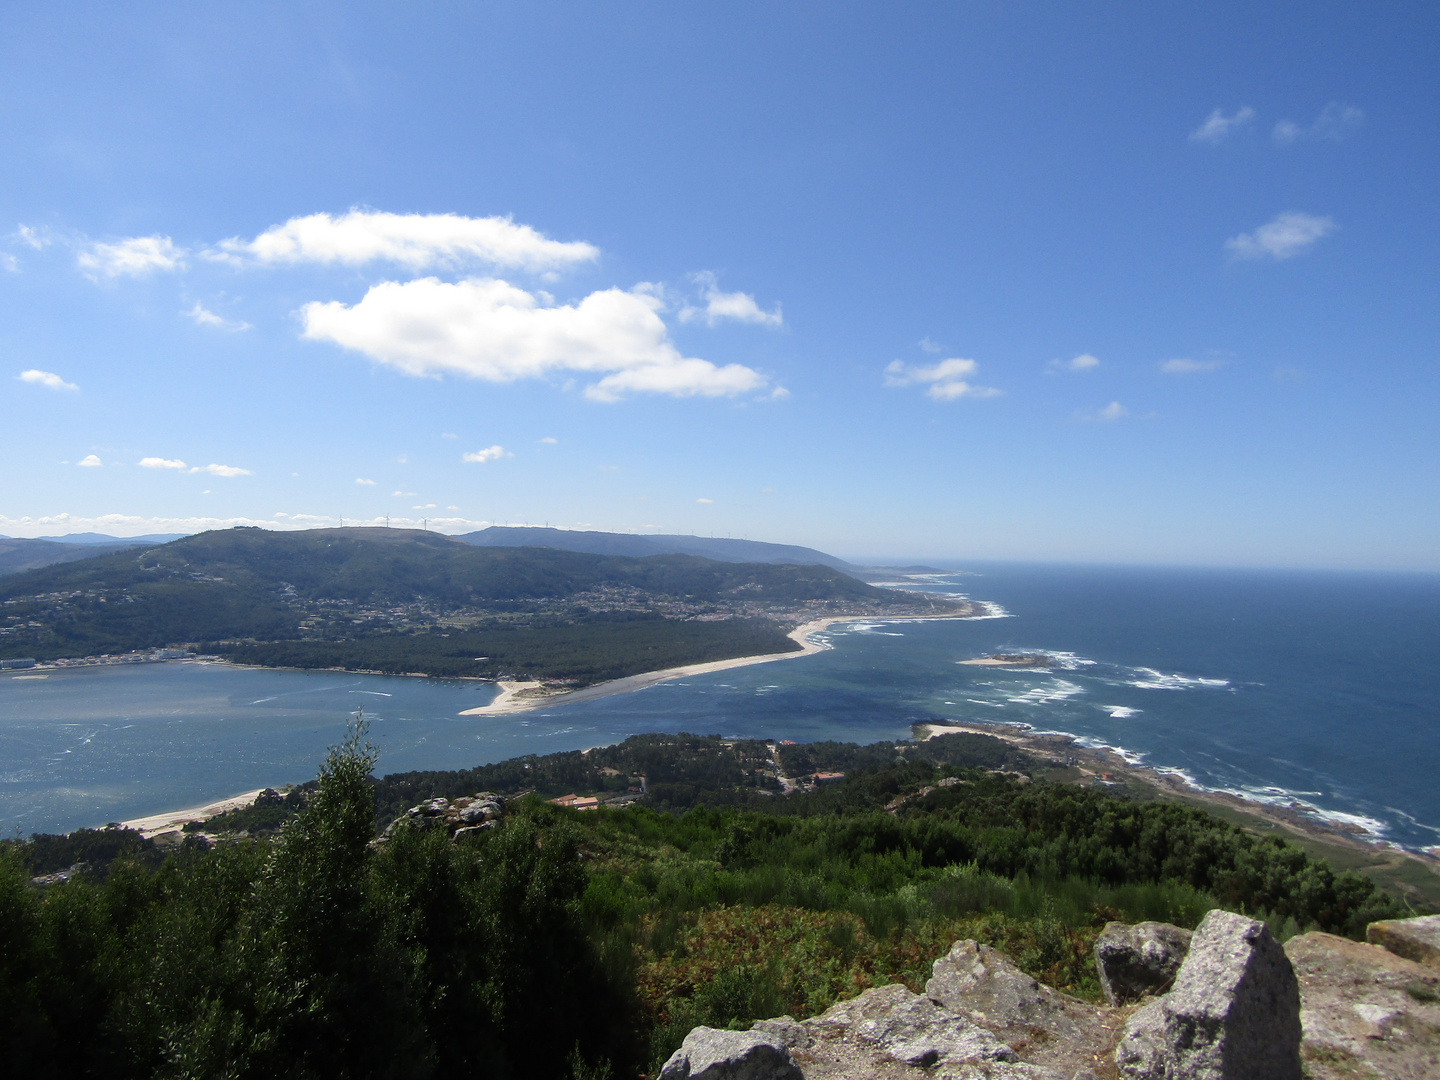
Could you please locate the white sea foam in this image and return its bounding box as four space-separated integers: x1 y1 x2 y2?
348 690 393 697
967 698 1008 708
1101 705 1142 718
964 601 1012 620
1005 678 1085 706
1125 667 1230 691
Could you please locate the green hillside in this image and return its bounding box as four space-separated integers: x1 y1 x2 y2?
0 526 928 680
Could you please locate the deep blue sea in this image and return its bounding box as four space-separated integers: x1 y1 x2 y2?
2 563 1437 849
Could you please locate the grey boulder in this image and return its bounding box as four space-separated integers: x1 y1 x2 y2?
1116 909 1301 1080
1367 914 1440 970
659 1027 804 1080
1094 920 1193 1005
810 983 1016 1067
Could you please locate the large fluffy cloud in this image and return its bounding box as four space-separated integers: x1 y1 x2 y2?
301 277 767 402
216 211 598 272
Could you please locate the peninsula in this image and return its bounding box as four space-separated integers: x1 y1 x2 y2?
0 526 969 687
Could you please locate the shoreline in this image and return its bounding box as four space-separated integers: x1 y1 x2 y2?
917 720 1440 871
458 614 871 716
117 789 268 840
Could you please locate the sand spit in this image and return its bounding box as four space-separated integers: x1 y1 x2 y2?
458 613 964 717
118 790 267 840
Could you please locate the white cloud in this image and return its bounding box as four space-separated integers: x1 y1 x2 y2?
78 235 184 277
678 272 783 327
440 432 458 439
1273 102 1364 144
16 224 48 250
1190 107 1256 143
539 436 558 444
19 369 79 391
78 454 103 467
1048 353 1099 373
355 477 376 485
1 253 16 273
302 276 767 402
187 302 250 332
215 210 598 272
139 457 188 470
462 445 511 464
1079 401 1128 422
696 497 714 504
919 337 944 354
1160 358 1224 375
884 358 1002 401
189 463 253 477
392 490 416 497
1225 212 1336 260
413 503 437 510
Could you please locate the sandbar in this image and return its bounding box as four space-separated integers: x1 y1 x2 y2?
118 789 266 839
459 615 890 717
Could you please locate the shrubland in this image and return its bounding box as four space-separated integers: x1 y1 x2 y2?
0 726 1417 1079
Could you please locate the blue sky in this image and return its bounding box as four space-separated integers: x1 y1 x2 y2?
2 3 1436 569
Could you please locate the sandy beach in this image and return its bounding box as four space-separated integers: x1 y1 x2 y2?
118 790 266 839
458 614 882 717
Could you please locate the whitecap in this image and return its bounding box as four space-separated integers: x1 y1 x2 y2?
1005 678 1085 706
1101 706 1141 718
348 690 393 697
1125 667 1230 691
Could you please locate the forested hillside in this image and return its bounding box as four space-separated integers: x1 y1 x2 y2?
0 527 939 680
2 724 1415 1079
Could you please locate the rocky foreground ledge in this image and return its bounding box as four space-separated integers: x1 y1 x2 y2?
660 912 1440 1080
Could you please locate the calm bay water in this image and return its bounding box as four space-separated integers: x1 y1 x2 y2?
2 563 1437 848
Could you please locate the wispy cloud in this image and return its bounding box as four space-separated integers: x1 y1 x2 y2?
462 445 511 464
189 463 252 477
1190 107 1256 143
187 302 251 332
16 224 48 250
696 497 714 504
1225 212 1335 260
1273 102 1364 145
355 477 376 485
1160 358 1224 375
213 210 598 272
139 457 187 470
539 436 558 444
77 454 103 467
1078 401 1128 423
678 272 783 327
1048 353 1099 373
78 235 184 278
302 277 767 402
919 337 944 354
19 369 78 391
884 358 1002 401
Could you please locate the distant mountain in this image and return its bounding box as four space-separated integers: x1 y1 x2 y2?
458 526 854 571
0 537 149 577
32 532 189 545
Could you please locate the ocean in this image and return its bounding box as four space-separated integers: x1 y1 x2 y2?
2 563 1437 849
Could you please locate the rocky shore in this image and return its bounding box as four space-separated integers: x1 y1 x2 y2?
660 912 1440 1080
